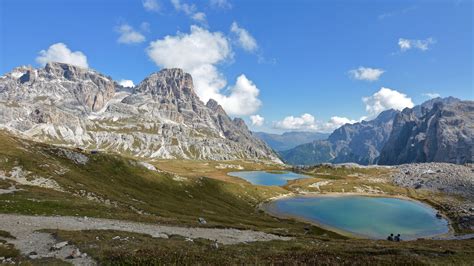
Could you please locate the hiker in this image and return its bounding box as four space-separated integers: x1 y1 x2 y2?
387 233 394 241
394 234 401 242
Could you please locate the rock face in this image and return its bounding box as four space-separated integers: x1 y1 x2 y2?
281 98 473 166
253 131 330 151
281 109 398 165
378 100 474 165
0 63 280 163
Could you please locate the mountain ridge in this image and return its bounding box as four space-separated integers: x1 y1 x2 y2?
0 62 281 163
253 131 330 151
281 97 473 166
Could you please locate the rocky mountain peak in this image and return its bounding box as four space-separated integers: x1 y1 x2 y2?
0 64 281 163
135 68 196 100
378 99 473 165
1 62 116 113
206 98 226 115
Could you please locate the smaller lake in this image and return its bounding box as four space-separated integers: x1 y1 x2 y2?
227 171 309 186
264 196 449 240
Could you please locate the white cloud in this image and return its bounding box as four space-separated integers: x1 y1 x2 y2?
143 0 160 12
323 116 358 131
273 114 359 132
119 79 135 88
116 24 146 44
216 74 261 115
140 22 151 32
210 0 231 9
250 114 264 126
398 38 435 52
348 67 385 81
423 92 441 99
192 12 207 23
171 0 195 14
147 25 262 116
363 87 414 117
274 114 317 131
36 43 88 68
171 0 207 23
230 22 258 52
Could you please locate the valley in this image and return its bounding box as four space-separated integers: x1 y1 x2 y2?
0 130 473 264
1 0 473 264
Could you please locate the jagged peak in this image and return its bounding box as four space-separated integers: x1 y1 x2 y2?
144 68 190 82
134 68 198 101
206 98 227 114
232 118 248 129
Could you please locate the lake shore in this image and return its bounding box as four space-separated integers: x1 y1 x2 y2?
259 192 456 240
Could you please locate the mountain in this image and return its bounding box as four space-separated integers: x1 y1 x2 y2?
281 97 473 166
378 99 473 165
0 62 281 163
280 109 398 165
253 131 330 151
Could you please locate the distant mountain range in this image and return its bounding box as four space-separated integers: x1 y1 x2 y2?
0 63 281 163
252 131 329 151
278 97 473 165
378 98 473 165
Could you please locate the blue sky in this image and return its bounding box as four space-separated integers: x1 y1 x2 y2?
1 0 472 133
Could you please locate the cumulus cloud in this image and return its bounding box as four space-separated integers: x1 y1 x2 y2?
147 25 262 116
192 12 207 23
363 87 414 117
210 0 231 9
230 22 258 52
36 43 88 68
398 38 435 52
143 0 160 12
116 24 146 44
119 79 135 88
348 67 385 81
273 114 358 132
323 116 358 131
171 0 207 23
274 114 317 131
250 114 264 126
423 92 441 99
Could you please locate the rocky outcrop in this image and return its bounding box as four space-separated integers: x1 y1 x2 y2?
378 100 474 165
281 109 398 165
0 63 280 163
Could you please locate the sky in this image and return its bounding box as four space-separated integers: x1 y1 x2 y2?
1 0 473 133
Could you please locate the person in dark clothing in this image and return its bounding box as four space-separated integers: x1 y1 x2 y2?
387 233 394 241
394 234 401 242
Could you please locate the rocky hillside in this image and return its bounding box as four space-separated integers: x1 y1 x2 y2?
281 109 398 165
281 98 473 166
253 131 329 151
0 63 280 163
378 100 473 165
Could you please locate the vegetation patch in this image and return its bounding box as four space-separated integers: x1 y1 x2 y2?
47 229 474 265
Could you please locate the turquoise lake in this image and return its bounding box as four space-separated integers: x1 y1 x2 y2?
265 196 449 240
227 171 309 186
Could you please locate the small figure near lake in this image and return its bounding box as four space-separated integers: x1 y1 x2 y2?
387 233 402 242
394 234 401 242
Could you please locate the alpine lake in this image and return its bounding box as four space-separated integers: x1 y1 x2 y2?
228 170 450 240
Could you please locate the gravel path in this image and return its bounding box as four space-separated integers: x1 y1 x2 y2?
0 214 291 265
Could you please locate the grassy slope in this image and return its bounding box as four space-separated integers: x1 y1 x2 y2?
1 131 473 264
0 131 336 236
46 229 474 265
